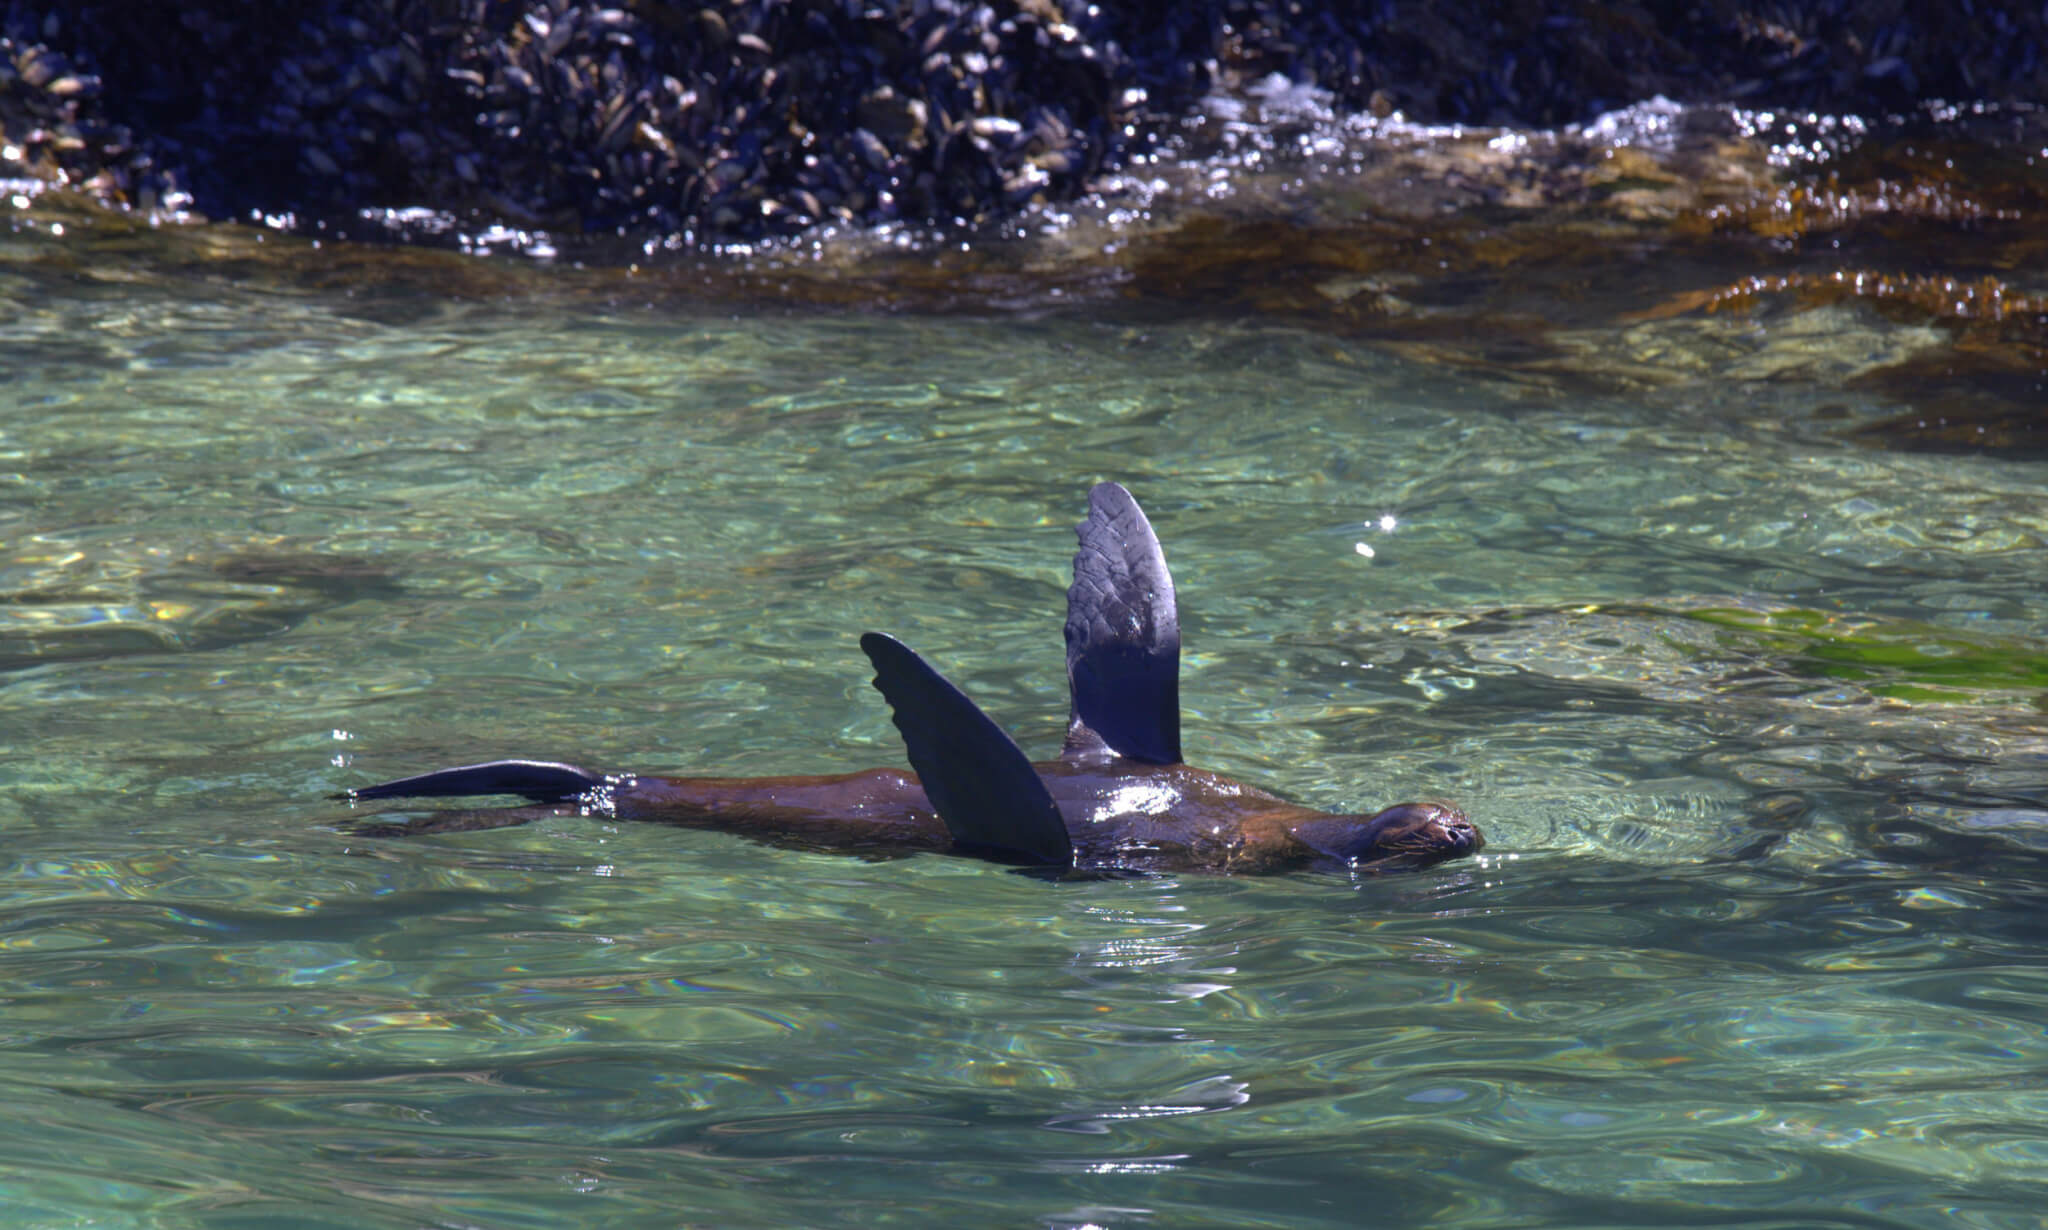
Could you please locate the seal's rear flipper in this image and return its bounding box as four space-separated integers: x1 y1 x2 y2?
337 760 603 804
1063 481 1182 765
859 632 1074 868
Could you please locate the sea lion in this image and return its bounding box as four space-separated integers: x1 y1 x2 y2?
340 483 1481 875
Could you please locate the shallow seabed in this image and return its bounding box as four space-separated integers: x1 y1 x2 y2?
3 230 2048 1229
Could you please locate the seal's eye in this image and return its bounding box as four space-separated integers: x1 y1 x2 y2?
1295 802 1481 870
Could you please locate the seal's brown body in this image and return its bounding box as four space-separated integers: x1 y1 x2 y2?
609 759 1378 873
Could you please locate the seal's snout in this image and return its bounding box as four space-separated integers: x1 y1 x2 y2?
1427 803 1484 855
1333 800 1485 869
1291 801 1484 870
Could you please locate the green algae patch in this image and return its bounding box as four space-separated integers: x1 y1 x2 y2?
1678 606 2048 705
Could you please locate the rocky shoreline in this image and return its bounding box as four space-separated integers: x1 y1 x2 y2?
5 1 2045 246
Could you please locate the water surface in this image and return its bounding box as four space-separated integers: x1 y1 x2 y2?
3 190 2048 1228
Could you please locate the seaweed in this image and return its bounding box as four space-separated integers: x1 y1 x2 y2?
1681 606 2048 707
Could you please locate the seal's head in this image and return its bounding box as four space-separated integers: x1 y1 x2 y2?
1291 802 1482 872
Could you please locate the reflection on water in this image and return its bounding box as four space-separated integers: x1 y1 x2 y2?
4 127 2048 1229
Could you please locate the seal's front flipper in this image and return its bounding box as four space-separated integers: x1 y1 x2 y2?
1063 481 1182 765
859 632 1073 868
338 759 603 804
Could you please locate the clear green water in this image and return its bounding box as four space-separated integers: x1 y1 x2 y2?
3 238 2047 1229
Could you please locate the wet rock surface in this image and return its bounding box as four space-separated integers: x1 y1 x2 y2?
4 1 2046 243
3 0 1135 241
3 5 2044 459
8 99 2045 459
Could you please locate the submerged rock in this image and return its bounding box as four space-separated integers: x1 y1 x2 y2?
0 544 410 673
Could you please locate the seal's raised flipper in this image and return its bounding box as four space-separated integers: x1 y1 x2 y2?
859 632 1073 868
338 759 603 804
1063 482 1182 765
